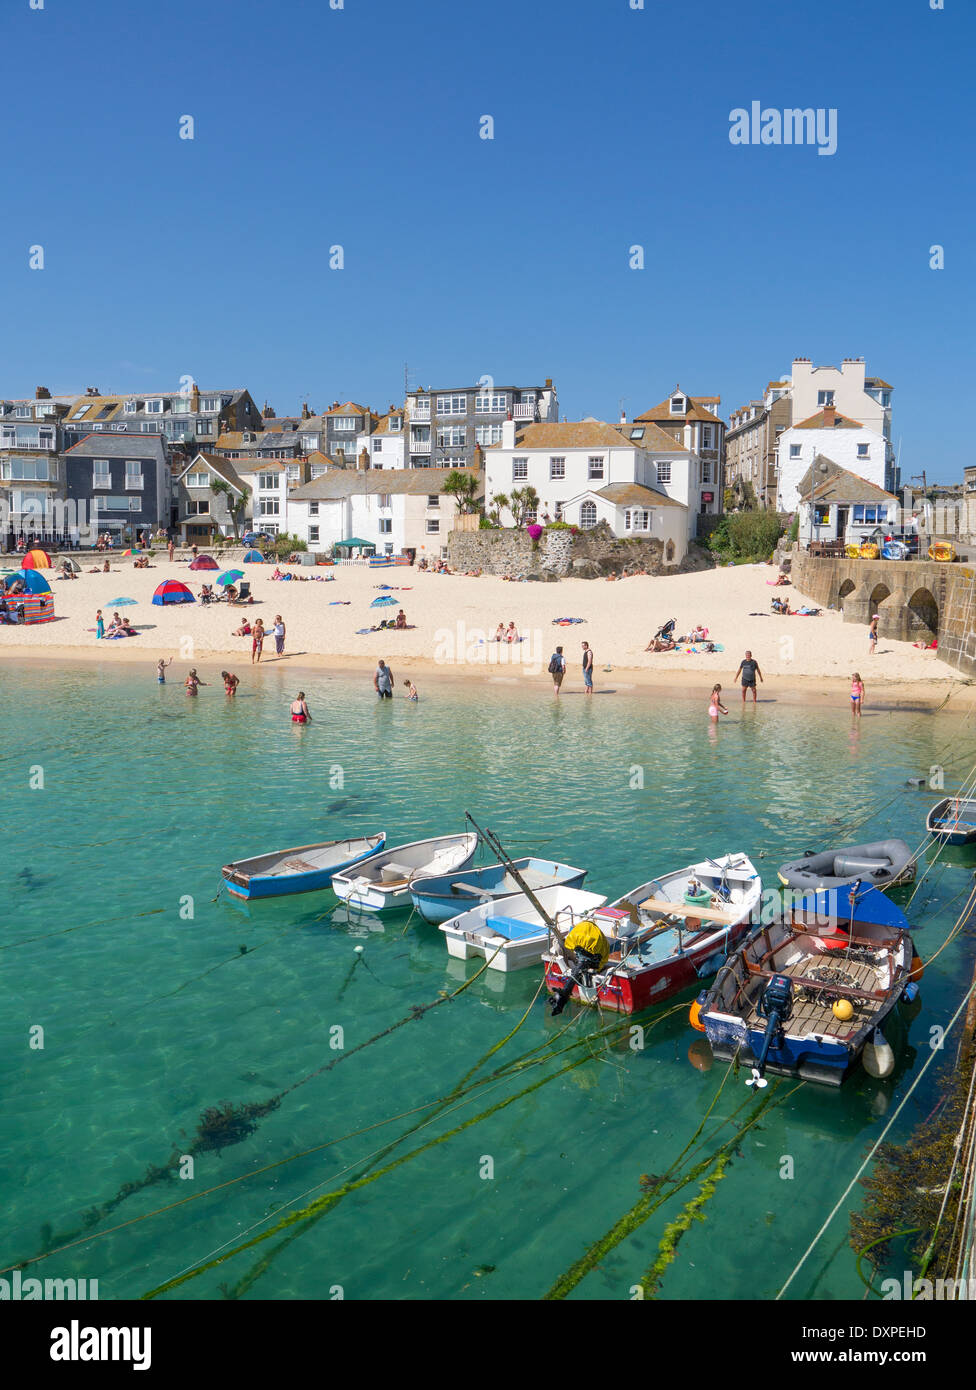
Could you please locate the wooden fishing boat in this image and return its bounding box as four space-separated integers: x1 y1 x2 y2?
543 853 762 1015
439 885 607 972
926 796 976 847
694 885 919 1087
331 833 478 912
778 839 915 893
410 856 587 924
222 833 386 899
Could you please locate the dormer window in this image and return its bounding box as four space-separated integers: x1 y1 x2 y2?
124 400 138 414
389 416 401 432
669 396 685 415
630 427 644 440
145 399 163 414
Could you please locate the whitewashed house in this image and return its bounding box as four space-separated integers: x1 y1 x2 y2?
287 467 480 558
485 420 690 556
359 410 407 471
798 458 900 547
776 405 893 512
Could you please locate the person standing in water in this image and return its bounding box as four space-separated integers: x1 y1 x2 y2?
156 658 172 683
548 645 566 696
850 672 865 716
734 651 763 704
185 669 207 696
290 691 311 723
374 660 394 699
222 671 239 697
708 684 729 720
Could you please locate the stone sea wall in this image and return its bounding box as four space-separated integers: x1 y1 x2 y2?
447 524 705 579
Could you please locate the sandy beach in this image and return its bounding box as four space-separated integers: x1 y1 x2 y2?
0 557 967 707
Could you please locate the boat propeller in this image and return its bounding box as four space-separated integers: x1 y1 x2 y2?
747 974 793 1089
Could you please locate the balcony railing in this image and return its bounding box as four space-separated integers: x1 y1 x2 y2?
511 404 537 421
411 404 431 420
125 476 144 490
0 439 56 450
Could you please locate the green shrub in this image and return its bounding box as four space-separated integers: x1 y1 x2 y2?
708 511 783 562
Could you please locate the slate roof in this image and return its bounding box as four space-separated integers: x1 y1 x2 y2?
176 452 247 494
63 434 166 460
289 467 482 502
595 482 687 509
797 457 897 505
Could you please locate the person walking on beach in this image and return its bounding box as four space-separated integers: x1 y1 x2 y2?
735 651 763 704
95 609 105 640
708 684 729 721
168 537 175 563
851 672 865 717
272 615 286 656
869 615 879 656
290 691 311 723
156 658 172 684
581 641 594 695
548 645 566 695
222 671 239 697
375 660 394 699
251 619 265 663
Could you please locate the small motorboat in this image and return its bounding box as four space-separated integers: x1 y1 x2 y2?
439 885 607 972
410 856 587 925
929 541 956 562
926 796 976 847
331 833 478 911
778 839 914 893
222 833 386 899
543 853 762 1015
693 884 920 1087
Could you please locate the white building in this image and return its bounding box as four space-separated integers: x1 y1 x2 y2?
359 410 407 471
484 420 691 554
776 406 893 513
798 459 900 547
287 467 480 558
789 358 892 443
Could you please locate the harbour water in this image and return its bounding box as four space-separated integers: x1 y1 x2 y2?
2 663 975 1300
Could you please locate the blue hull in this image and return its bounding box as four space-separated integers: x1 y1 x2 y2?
410 858 586 924
703 1015 852 1082
226 838 384 900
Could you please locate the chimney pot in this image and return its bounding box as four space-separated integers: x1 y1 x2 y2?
35 386 51 399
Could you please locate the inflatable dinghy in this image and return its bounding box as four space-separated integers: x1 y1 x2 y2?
778 839 915 892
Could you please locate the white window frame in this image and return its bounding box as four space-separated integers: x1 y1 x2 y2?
512 458 528 480
670 396 685 415
309 501 320 516
549 456 565 480
92 460 112 489
580 501 597 529
657 462 671 484
379 518 393 534
426 518 440 533
587 456 604 480
258 472 277 491
125 461 144 490
474 393 508 413
332 416 356 431
789 444 801 459
145 399 163 414
308 525 320 543
435 394 467 416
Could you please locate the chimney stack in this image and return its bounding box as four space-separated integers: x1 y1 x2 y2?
823 405 837 426
502 419 516 450
619 410 627 425
301 402 310 419
35 386 51 400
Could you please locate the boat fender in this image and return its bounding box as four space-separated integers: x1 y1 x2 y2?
909 952 924 982
862 1028 895 1079
689 992 707 1032
901 981 920 1003
906 777 926 788
832 998 854 1021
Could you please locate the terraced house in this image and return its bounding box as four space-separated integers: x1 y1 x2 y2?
62 385 261 452
404 380 558 470
628 386 725 524
0 388 73 542
63 434 170 541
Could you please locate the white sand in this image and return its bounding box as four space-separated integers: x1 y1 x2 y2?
0 558 959 703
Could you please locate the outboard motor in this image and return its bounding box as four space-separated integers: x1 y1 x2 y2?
549 947 603 1017
747 974 793 1089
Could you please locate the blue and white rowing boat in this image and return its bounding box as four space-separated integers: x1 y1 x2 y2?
221 833 385 900
440 884 608 972
409 856 587 924
331 832 478 912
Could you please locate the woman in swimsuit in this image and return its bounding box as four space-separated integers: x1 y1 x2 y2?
251 619 265 663
708 684 728 721
222 670 239 696
290 691 311 723
185 669 207 696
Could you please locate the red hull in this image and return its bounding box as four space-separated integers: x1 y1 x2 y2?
543 921 752 1014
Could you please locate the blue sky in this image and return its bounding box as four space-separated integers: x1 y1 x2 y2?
3 0 972 479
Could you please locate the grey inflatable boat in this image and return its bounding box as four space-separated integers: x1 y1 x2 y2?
778 839 915 892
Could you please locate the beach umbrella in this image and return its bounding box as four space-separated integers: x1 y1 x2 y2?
7 569 52 594
152 579 195 606
60 557 81 572
120 548 142 556
189 554 219 570
370 594 396 608
22 548 53 569
217 570 244 586
242 549 265 563
106 597 138 606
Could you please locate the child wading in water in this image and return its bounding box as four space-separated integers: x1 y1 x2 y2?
708 684 729 721
851 672 865 717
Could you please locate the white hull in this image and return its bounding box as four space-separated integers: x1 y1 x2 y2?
440 885 607 972
331 832 478 912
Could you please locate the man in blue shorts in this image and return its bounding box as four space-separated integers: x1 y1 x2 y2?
735 650 763 703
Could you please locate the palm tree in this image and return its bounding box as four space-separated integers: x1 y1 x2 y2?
210 479 250 541
508 486 539 526
441 469 479 514
488 491 508 526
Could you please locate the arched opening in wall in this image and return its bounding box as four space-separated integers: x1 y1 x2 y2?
907 588 939 643
838 578 856 609
870 583 890 611
665 539 675 563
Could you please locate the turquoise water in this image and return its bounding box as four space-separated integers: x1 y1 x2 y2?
2 663 975 1301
